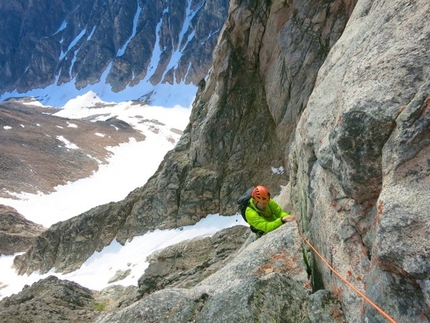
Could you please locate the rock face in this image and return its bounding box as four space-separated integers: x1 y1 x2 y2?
0 205 45 255
0 0 229 100
114 0 358 241
290 0 430 322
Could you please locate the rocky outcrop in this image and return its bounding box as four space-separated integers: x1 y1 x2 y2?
290 0 430 322
0 205 45 255
137 225 249 295
3 224 345 322
0 0 229 99
95 224 339 323
0 276 97 323
13 196 140 274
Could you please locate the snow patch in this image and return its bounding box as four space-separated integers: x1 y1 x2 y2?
56 135 79 149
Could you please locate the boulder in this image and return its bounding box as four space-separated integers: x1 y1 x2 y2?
137 225 249 295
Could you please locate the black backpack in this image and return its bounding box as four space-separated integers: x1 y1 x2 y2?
237 187 264 234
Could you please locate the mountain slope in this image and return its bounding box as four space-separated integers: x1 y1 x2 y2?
0 0 228 106
0 98 144 198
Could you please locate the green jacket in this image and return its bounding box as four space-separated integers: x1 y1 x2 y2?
245 198 290 233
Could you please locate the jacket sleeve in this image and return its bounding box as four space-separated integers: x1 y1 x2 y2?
270 199 290 220
245 205 283 233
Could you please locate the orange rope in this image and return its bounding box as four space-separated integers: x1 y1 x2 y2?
298 230 397 323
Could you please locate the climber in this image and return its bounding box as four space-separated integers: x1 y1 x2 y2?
244 185 295 235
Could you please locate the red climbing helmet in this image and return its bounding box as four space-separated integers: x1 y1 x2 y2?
252 185 271 203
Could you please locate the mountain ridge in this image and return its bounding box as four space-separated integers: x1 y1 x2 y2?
0 0 228 107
